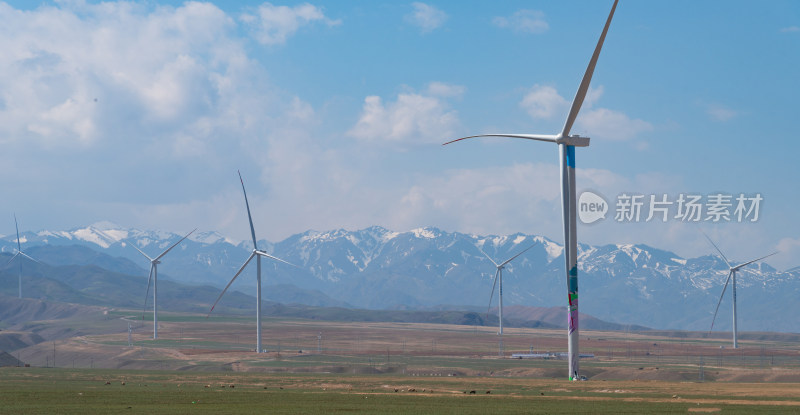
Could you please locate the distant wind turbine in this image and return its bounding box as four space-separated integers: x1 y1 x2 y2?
480 243 536 356
702 231 778 349
132 228 196 340
208 171 296 353
444 0 619 380
5 215 39 298
480 243 537 336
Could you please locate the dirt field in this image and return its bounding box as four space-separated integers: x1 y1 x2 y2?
8 311 800 384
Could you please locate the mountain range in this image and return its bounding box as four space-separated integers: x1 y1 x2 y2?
2 222 798 333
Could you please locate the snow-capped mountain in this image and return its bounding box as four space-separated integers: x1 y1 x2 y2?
2 223 798 332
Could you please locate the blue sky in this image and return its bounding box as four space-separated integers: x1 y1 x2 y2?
1 0 798 269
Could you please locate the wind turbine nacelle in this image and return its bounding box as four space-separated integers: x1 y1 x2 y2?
558 135 590 147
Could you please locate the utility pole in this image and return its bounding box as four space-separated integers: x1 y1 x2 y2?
698 356 705 382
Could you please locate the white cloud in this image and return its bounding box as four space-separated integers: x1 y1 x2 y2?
0 1 787 272
406 2 447 34
0 1 332 240
780 26 800 33
347 84 461 144
773 237 800 271
583 85 605 109
426 81 465 98
578 108 654 141
519 84 652 141
520 84 569 119
393 163 562 236
706 104 738 122
0 1 465 243
0 1 254 150
492 10 549 34
390 162 633 238
241 2 340 46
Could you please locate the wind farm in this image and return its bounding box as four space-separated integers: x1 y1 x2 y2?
1 0 799 413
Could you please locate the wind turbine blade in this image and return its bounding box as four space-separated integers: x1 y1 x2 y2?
18 252 40 264
141 265 155 322
732 251 779 271
154 228 197 261
487 269 500 320
5 252 21 267
699 229 732 269
14 214 21 252
560 0 618 138
207 252 256 317
255 251 298 268
443 134 559 146
238 171 259 251
130 243 154 262
476 244 500 267
709 270 733 332
498 243 537 268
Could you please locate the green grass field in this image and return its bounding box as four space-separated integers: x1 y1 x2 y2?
4 367 800 414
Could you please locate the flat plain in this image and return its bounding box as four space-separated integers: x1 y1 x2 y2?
4 310 800 413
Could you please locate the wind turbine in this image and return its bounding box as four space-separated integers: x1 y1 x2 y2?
443 0 618 380
131 228 196 340
702 232 778 349
480 243 536 356
480 243 537 336
208 171 295 353
5 215 39 298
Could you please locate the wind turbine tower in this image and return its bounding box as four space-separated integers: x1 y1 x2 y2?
444 0 619 380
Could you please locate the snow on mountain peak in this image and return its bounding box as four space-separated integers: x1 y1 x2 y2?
72 224 129 248
299 230 324 243
410 227 437 239
382 231 400 242
532 237 563 261
191 230 236 245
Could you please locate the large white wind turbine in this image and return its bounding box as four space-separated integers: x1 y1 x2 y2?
132 228 196 340
208 171 296 353
702 232 778 349
480 243 536 337
5 215 39 299
444 0 618 380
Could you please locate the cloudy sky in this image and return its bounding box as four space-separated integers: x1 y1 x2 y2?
1 0 798 269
